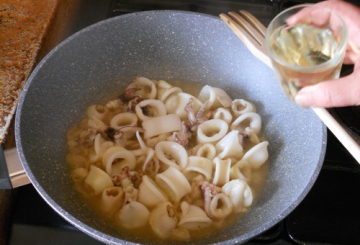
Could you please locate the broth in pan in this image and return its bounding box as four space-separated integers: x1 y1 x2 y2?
66 77 269 241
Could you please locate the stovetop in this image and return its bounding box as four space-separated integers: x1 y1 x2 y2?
6 0 360 244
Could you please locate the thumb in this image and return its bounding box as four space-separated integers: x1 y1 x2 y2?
294 71 360 108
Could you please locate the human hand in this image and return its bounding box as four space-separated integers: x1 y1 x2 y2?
287 0 360 108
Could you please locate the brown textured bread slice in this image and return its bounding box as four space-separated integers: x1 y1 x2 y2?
0 0 59 145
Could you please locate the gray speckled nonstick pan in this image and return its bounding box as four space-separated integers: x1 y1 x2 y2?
15 11 326 245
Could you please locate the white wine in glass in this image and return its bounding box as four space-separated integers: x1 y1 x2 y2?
265 4 348 101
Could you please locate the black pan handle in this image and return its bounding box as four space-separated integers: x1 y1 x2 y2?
0 147 30 189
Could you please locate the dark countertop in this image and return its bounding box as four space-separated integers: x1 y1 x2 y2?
0 189 17 245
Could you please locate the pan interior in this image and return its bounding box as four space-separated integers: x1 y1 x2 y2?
15 11 325 245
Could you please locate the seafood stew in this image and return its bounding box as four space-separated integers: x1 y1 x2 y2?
67 77 269 241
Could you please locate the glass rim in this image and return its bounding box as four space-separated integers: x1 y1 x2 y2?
265 3 349 72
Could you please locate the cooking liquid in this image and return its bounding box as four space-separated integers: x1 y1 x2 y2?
67 81 270 242
268 23 343 100
81 161 269 243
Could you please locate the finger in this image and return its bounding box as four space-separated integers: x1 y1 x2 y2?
287 0 343 26
286 0 360 65
343 45 356 64
294 71 360 108
344 41 360 64
286 5 332 27
287 0 360 32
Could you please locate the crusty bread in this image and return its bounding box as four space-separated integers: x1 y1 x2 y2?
0 0 59 145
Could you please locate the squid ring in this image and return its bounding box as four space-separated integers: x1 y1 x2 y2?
212 157 231 186
178 201 212 230
165 92 203 120
222 179 253 213
110 112 138 129
135 99 167 121
209 193 233 219
216 130 244 159
84 165 114 195
86 104 109 120
196 143 217 160
197 119 228 144
138 175 168 208
231 99 256 117
155 167 191 202
132 76 157 99
231 112 261 134
212 108 233 125
101 186 124 214
155 141 188 169
142 114 182 139
198 85 232 110
242 141 269 169
183 156 213 181
160 87 182 102
118 201 150 228
102 146 136 175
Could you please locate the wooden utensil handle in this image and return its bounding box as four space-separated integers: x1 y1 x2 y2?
312 107 360 163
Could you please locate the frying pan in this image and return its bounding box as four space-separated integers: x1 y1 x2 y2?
14 11 326 245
